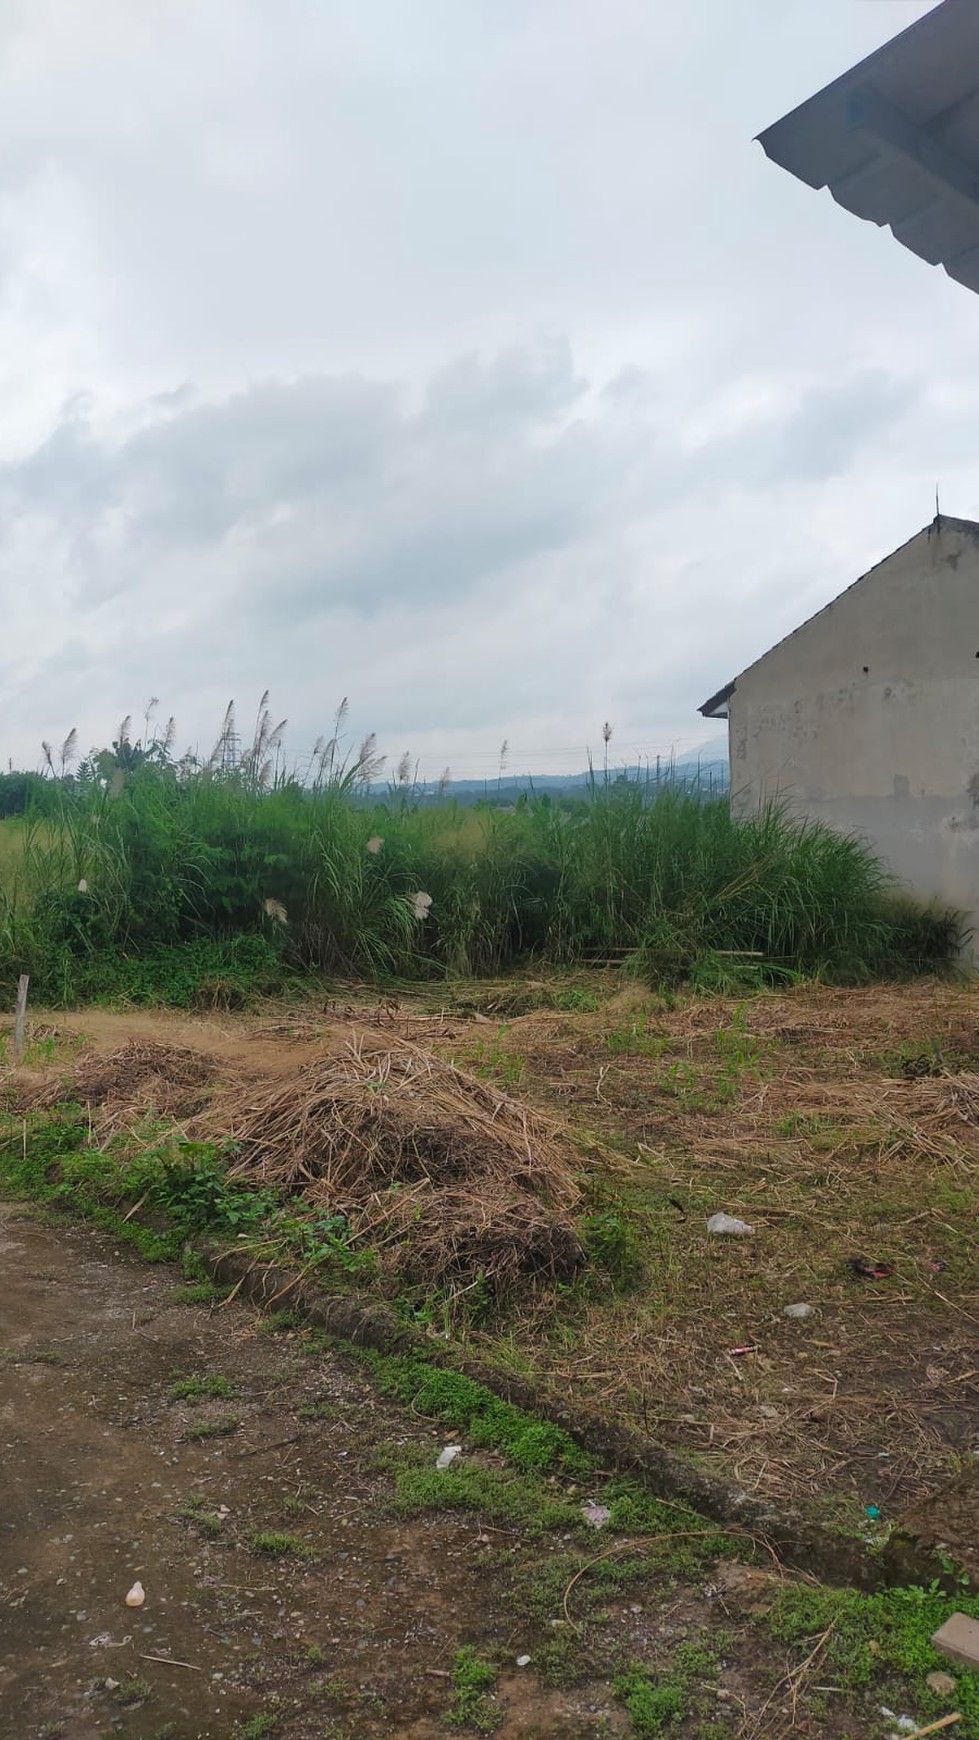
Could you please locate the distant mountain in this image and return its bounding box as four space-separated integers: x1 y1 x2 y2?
370 746 729 804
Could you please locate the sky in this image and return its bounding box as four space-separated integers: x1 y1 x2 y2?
1 0 973 781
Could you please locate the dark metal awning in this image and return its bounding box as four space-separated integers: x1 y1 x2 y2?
759 1 979 296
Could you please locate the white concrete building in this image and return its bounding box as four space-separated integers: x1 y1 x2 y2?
700 515 979 948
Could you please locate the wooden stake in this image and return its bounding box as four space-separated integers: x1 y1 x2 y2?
12 974 29 1063
902 1716 962 1739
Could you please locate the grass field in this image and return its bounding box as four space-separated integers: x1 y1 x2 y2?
0 766 960 1007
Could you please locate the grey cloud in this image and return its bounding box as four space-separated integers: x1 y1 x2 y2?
762 371 921 486
0 0 971 775
0 344 651 623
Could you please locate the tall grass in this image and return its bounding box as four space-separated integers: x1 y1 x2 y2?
0 762 957 1005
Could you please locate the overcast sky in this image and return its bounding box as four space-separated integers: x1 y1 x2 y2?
2 0 971 779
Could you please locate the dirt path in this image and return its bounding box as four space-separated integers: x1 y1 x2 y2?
0 1209 624 1740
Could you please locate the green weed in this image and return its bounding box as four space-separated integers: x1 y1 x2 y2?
353 1348 592 1475
550 987 601 1013
579 1206 644 1288
768 1581 979 1725
171 1280 229 1306
297 1398 340 1422
183 1413 240 1440
176 1496 226 1536
169 1373 236 1402
234 1716 279 1740
256 1310 303 1335
7 1345 64 1366
446 1648 500 1732
390 1456 579 1534
249 1531 308 1557
879 1038 950 1079
112 1678 154 1708
470 1026 526 1087
603 1017 667 1056
773 1110 834 1139
0 1114 372 1286
613 1640 719 1737
713 1007 764 1077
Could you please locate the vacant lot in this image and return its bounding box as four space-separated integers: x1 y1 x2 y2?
449 977 979 1523
3 976 979 1736
10 976 979 1521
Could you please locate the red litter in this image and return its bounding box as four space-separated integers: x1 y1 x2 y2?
849 1259 894 1280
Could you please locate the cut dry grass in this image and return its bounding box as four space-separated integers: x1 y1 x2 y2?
17 1039 216 1125
193 1031 587 1300
455 979 979 1512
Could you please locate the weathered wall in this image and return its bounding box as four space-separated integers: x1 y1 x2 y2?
729 518 979 952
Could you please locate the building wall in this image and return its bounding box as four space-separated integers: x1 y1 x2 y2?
728 518 979 951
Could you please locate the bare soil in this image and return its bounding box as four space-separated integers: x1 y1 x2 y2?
1 1205 631 1739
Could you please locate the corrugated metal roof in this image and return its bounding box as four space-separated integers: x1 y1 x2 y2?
759 0 979 295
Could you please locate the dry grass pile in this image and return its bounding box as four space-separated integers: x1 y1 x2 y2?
194 1032 586 1300
929 1070 979 1126
20 1040 216 1125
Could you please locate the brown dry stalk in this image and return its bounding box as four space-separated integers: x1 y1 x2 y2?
191 1028 590 1299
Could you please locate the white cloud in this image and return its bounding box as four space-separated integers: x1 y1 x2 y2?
0 0 970 778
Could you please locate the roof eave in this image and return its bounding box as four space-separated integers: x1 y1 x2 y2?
698 680 735 720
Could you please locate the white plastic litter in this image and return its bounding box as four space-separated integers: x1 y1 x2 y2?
879 1712 917 1736
706 1213 754 1236
581 1502 612 1529
782 1303 814 1319
516 1655 531 1667
436 1445 463 1471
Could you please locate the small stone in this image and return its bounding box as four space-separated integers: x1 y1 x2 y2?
516 1654 531 1667
783 1302 814 1319
124 1581 145 1608
104 1677 119 1692
926 1669 957 1697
